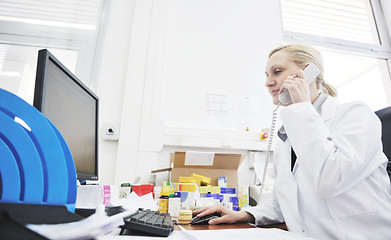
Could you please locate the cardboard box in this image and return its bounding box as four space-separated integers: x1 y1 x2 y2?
169 152 245 188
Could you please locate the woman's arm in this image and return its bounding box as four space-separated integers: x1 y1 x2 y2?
282 101 384 197
192 205 254 225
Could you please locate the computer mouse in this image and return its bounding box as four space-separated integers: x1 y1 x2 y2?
190 212 221 225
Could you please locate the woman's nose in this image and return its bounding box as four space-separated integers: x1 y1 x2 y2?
265 77 275 87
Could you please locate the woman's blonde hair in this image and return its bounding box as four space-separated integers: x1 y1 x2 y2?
268 44 337 97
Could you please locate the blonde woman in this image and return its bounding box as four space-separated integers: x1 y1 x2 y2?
194 44 391 239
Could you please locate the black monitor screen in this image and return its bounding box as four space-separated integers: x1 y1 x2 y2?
33 49 99 181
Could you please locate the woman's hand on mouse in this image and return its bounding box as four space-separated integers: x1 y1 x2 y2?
192 205 254 225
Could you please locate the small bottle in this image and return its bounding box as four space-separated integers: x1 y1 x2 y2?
154 186 162 203
158 191 169 213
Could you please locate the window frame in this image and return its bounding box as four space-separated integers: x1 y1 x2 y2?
0 1 104 88
281 0 391 107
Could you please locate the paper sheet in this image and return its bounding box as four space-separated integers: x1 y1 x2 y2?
27 192 157 240
205 93 234 130
109 192 157 211
27 209 135 240
185 151 215 166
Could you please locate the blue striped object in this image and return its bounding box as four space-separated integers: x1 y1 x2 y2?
0 88 76 212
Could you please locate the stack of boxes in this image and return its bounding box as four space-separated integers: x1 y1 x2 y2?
150 151 249 224
157 173 249 224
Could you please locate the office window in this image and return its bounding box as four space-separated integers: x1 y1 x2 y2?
0 0 104 104
281 0 391 111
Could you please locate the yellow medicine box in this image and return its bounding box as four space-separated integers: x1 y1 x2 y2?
162 181 178 194
210 185 220 194
199 186 209 194
191 173 211 186
178 182 198 192
179 176 197 184
178 209 193 225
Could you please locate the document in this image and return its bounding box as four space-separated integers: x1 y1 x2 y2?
27 209 135 240
26 192 156 240
109 191 157 211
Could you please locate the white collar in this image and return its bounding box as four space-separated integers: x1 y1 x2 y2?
277 93 328 142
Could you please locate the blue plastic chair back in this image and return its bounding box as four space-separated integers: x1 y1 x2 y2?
0 88 76 212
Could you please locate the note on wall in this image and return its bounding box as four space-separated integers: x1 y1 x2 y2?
205 93 262 131
205 93 234 130
232 95 262 132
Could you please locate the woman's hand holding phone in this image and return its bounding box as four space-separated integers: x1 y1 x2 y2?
278 63 320 105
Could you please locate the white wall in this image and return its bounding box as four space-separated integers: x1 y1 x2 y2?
161 0 279 130
95 0 283 185
93 0 136 184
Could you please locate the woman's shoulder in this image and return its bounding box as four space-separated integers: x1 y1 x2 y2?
323 96 372 112
336 99 374 115
321 97 369 118
328 98 379 124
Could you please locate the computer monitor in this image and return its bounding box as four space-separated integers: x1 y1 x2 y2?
33 49 99 181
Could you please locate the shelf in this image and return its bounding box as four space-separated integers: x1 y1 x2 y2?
162 127 268 151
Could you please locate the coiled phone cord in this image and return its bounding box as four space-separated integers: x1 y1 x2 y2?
259 103 280 198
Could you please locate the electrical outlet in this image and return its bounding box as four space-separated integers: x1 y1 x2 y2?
106 127 115 135
102 123 120 141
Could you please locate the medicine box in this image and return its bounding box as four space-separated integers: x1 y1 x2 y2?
178 183 198 192
180 192 200 208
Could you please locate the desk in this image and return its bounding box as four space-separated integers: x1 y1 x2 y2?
104 222 307 240
176 222 287 231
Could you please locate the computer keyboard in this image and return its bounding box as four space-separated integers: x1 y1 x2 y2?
119 208 174 237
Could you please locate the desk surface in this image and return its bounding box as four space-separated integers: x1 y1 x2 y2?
105 222 296 240
175 222 287 231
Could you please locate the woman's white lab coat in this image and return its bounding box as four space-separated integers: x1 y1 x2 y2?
245 96 391 239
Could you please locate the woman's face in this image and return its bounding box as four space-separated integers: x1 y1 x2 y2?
265 50 302 105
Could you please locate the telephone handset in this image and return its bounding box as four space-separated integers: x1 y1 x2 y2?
278 63 321 105
258 63 321 199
